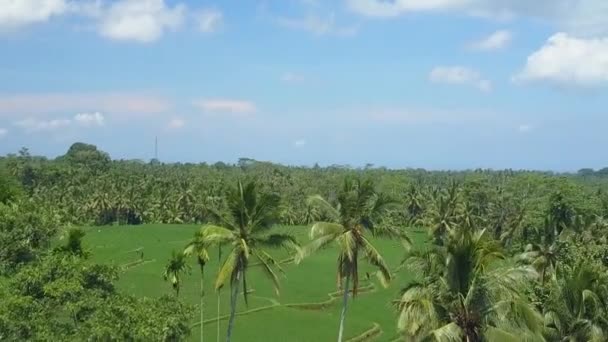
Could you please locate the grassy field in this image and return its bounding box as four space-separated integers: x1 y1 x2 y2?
82 224 425 341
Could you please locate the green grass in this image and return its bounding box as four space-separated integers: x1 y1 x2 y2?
83 224 426 341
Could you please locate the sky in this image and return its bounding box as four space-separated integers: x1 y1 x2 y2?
1 0 608 170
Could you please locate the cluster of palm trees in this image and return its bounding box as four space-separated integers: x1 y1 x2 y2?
163 178 410 342
161 177 608 342
398 184 608 341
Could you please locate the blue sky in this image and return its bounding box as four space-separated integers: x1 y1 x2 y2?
1 0 608 170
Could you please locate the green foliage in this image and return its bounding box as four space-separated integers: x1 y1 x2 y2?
0 201 58 274
5 144 608 340
0 253 192 341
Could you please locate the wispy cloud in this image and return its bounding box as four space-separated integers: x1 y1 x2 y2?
74 112 105 127
281 72 306 84
167 117 185 129
14 112 106 133
468 30 512 51
518 124 532 133
15 118 72 133
429 66 492 92
0 128 7 138
294 139 307 147
276 13 357 36
346 0 608 37
0 93 171 118
192 99 257 116
197 8 223 33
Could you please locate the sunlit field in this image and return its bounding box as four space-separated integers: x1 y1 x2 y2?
83 224 426 341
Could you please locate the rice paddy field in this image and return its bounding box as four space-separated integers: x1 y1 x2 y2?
83 224 426 342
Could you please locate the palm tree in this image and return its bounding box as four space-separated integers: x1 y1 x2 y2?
297 177 406 342
423 189 460 246
405 184 424 225
196 180 297 342
184 230 210 342
163 250 191 297
544 264 608 341
397 226 543 341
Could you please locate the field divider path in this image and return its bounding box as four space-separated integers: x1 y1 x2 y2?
191 281 380 332
345 322 382 342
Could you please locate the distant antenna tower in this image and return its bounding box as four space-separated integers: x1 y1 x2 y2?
154 136 158 160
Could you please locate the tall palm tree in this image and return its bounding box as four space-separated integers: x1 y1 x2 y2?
544 264 608 341
397 226 543 341
196 180 297 342
163 250 191 297
423 189 460 246
405 184 424 225
184 230 210 342
297 177 407 342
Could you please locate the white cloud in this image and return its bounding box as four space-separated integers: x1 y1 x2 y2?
99 0 185 43
197 8 222 33
468 30 512 51
0 128 7 138
281 72 306 83
14 112 107 133
0 0 68 30
518 124 532 133
277 13 357 36
346 0 608 37
514 33 608 86
0 93 170 118
347 0 469 17
294 139 307 147
167 118 185 129
15 118 71 133
74 112 105 127
193 99 257 115
429 66 492 92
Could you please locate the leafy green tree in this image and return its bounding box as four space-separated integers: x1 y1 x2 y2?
297 177 405 342
56 227 89 258
0 253 192 341
0 201 58 274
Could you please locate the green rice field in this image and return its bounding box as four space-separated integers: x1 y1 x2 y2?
83 224 425 341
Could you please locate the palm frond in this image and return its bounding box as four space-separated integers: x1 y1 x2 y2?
200 225 236 245
361 236 391 284
252 249 281 295
429 322 463 342
307 195 340 221
215 249 238 290
296 232 340 263
310 222 344 239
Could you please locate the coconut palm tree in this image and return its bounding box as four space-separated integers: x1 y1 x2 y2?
397 226 543 341
196 180 297 342
297 177 407 342
163 250 191 297
423 189 460 246
184 230 210 342
405 184 424 225
544 264 608 341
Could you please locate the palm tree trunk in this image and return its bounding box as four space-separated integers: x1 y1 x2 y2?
541 266 546 286
337 274 351 342
200 267 205 342
226 271 240 342
217 246 222 342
